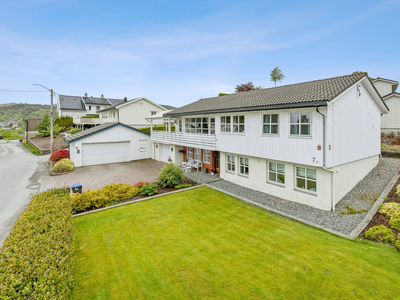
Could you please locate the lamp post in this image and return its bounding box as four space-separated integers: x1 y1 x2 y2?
33 84 54 153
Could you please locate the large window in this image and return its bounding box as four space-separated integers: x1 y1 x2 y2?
296 166 317 192
221 116 231 133
239 157 249 176
185 117 210 134
226 155 236 173
187 147 193 159
210 118 215 134
233 115 245 133
268 162 285 184
263 114 279 134
203 149 211 164
194 148 201 161
290 112 311 136
96 106 100 111
102 112 108 118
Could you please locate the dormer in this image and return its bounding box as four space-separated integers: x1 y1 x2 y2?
371 77 399 97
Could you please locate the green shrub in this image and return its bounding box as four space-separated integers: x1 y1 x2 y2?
396 238 400 251
54 115 73 128
0 188 74 298
378 202 400 219
388 216 400 231
174 183 192 189
72 184 139 213
139 125 175 134
82 114 99 118
70 128 82 134
35 112 60 137
23 142 41 155
139 183 158 196
51 158 75 173
396 185 400 197
0 129 22 140
157 162 185 187
364 225 395 244
102 183 139 202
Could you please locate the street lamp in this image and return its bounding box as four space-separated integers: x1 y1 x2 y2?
33 84 54 153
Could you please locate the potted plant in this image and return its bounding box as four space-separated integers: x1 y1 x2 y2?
210 167 216 175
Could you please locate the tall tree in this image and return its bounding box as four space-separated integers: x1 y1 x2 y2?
235 82 255 92
270 67 285 87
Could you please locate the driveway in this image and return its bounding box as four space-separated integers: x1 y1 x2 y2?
0 140 48 246
40 159 167 192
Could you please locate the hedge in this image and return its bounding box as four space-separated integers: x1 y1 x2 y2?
139 125 175 134
0 189 74 299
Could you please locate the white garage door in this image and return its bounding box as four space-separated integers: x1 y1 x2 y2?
160 144 170 163
82 141 130 166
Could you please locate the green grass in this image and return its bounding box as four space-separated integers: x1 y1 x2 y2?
73 187 400 299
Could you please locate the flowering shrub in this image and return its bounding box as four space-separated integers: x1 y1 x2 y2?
0 188 73 298
133 181 152 189
365 225 395 244
50 149 70 162
210 167 216 172
51 158 75 173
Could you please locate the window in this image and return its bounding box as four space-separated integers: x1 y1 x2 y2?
233 115 245 133
263 114 279 134
178 120 182 132
226 155 236 173
151 111 157 115
290 112 311 136
194 148 201 161
202 117 209 134
268 162 285 184
187 147 193 159
96 106 100 111
88 106 92 110
102 112 108 118
203 150 211 164
239 157 249 176
221 116 231 132
210 118 215 134
296 167 317 192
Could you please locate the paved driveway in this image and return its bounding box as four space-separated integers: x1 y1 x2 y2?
40 159 167 192
0 140 48 246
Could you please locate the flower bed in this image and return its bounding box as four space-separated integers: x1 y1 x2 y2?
0 188 74 298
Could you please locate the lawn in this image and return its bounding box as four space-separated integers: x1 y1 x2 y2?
73 187 400 299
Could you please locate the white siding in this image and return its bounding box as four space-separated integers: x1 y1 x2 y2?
372 81 393 97
381 95 400 133
69 124 150 167
119 99 166 127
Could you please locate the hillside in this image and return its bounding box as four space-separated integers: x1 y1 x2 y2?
0 103 57 126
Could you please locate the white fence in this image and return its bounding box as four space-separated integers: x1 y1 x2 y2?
73 118 105 125
151 131 216 148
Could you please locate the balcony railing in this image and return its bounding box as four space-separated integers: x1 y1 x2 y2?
151 131 216 149
73 118 105 125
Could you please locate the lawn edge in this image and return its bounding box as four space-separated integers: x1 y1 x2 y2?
348 172 400 239
72 184 205 218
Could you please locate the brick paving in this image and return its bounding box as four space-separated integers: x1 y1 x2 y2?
40 159 166 192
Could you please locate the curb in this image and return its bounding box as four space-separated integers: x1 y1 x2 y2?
72 184 204 218
205 184 352 240
348 172 400 239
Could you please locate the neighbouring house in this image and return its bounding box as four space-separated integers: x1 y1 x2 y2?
370 77 400 133
97 97 172 128
151 73 388 211
65 122 151 167
23 118 42 139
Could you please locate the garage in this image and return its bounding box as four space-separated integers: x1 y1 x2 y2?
82 141 130 166
65 123 151 167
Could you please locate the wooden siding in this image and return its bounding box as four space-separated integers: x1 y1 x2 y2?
381 96 400 131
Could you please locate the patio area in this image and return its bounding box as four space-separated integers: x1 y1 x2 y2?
184 170 222 184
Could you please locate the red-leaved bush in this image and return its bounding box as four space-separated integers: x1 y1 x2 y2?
133 181 152 189
49 149 70 162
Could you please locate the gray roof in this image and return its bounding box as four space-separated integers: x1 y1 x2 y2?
64 122 149 143
108 99 125 105
97 97 141 112
58 95 86 111
83 96 112 105
165 74 371 117
160 104 177 110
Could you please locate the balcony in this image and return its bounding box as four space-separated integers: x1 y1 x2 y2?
73 117 105 125
151 131 216 150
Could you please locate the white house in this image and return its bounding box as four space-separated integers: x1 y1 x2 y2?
370 77 400 133
151 74 388 211
97 97 172 128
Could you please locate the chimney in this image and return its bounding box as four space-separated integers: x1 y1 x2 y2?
84 93 88 98
101 94 104 98
124 97 127 102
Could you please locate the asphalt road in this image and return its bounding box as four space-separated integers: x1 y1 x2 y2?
0 140 48 246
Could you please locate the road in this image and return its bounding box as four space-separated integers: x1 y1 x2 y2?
0 140 48 246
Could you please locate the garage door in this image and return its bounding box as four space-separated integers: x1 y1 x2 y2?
160 144 170 163
82 141 130 166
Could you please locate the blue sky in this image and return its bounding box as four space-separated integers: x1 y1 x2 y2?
0 0 399 107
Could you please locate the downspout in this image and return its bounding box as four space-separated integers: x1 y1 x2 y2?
316 106 335 211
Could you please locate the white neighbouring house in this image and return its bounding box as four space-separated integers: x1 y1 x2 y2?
370 77 400 133
151 74 389 211
97 97 172 128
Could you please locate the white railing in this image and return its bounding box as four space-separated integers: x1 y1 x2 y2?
73 118 105 125
151 131 216 148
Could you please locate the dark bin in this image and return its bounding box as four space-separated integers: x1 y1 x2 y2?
72 183 82 194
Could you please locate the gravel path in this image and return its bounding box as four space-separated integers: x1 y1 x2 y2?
209 157 400 235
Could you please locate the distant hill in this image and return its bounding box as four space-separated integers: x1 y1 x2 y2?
0 103 57 126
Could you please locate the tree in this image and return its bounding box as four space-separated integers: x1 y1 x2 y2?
270 67 285 86
36 112 59 137
235 82 255 92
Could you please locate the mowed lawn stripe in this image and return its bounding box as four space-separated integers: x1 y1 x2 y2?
73 187 400 299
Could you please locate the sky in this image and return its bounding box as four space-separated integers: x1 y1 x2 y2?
0 0 399 107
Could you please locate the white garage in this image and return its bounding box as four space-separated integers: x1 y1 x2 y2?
66 123 151 167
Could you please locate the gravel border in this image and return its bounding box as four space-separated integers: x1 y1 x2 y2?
208 157 400 235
